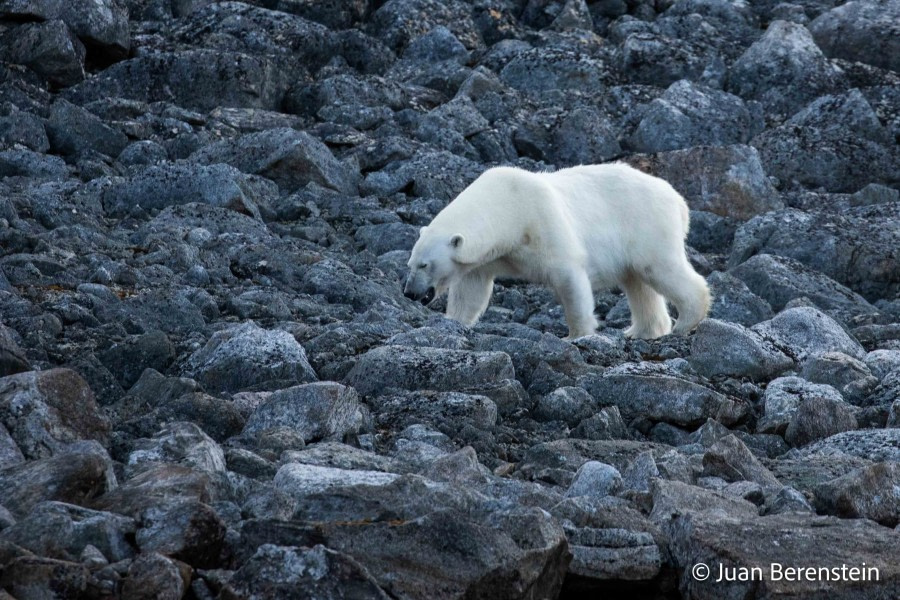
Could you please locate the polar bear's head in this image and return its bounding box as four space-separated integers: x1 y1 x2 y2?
403 226 467 305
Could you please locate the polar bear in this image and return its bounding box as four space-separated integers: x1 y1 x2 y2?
403 163 710 340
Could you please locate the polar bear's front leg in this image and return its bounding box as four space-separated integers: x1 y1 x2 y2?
446 269 495 326
555 269 598 340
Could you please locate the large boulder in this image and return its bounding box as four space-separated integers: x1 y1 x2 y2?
0 20 85 87
809 0 900 72
689 319 793 381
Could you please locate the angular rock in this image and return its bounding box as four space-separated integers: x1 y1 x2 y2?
344 345 514 397
565 524 660 581
45 99 128 159
731 254 879 325
571 406 629 441
809 0 900 72
0 443 114 518
0 148 69 180
136 500 226 568
565 461 623 499
0 556 90 600
689 319 793 381
702 435 782 488
368 391 497 437
801 352 878 403
814 462 899 527
127 422 225 477
0 368 109 460
533 386 598 427
727 20 847 119
649 479 759 524
706 270 774 327
191 128 358 195
620 31 725 87
0 325 29 378
98 330 175 390
0 501 136 563
101 163 267 219
628 80 760 153
66 50 291 112
626 144 782 221
369 0 482 52
758 377 845 435
500 46 613 96
186 322 317 393
580 362 748 428
221 543 390 600
752 306 866 364
243 382 371 444
798 429 900 462
91 465 219 519
121 552 190 600
1 20 85 87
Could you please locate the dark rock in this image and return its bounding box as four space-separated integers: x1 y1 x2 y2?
369 0 482 52
0 443 114 518
136 500 226 568
126 422 225 477
0 501 136 562
649 479 759 524
121 552 191 600
752 89 896 192
45 99 128 159
0 148 69 180
355 222 419 256
91 464 220 519
0 556 90 600
729 205 900 302
727 20 847 120
221 543 390 600
98 330 175 390
344 345 514 397
533 386 598 427
266 0 370 29
243 382 372 444
118 140 168 167
689 319 793 381
668 512 900 599
1 20 85 87
814 462 899 527
66 50 292 112
706 271 774 327
0 368 109 460
809 0 900 72
0 325 29 378
801 352 878 404
191 128 358 195
731 254 879 325
500 46 614 96
367 390 497 436
702 434 782 488
186 321 317 393
626 144 782 221
620 31 725 87
579 362 749 428
627 80 761 153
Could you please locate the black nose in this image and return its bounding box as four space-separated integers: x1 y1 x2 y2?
403 288 416 300
421 287 435 305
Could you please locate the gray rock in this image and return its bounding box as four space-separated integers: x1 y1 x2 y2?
0 0 129 58
361 150 481 201
0 443 114 518
127 422 226 477
759 377 845 435
45 99 128 159
729 205 900 302
762 485 814 515
785 394 858 448
266 0 370 29
1 20 85 87
650 479 759 524
580 362 749 428
550 106 622 166
620 31 725 87
0 108 48 154
186 322 317 393
565 525 661 581
752 89 896 192
668 512 900 599
814 462 899 527
752 306 866 364
118 140 168 167
571 406 629 441
243 382 371 443
344 345 514 397
136 500 226 568
706 271 774 327
98 330 175 390
368 390 497 436
121 552 190 600
626 144 782 221
369 0 482 52
0 368 109 460
850 183 900 207
565 461 623 499
801 352 878 404
727 20 847 119
221 544 390 600
865 350 900 381
731 254 879 325
101 163 269 219
628 80 760 153
0 501 135 563
66 50 292 112
702 435 782 488
0 148 69 180
191 128 358 195
809 0 900 72
500 46 613 96
91 464 220 519
355 222 419 256
0 556 90 600
798 429 900 462
689 319 793 381
274 463 401 499
0 325 29 378
534 386 598 426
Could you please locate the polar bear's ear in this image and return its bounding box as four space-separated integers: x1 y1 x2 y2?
450 234 479 263
450 234 465 249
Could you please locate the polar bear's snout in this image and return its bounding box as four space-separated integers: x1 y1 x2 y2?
403 272 436 305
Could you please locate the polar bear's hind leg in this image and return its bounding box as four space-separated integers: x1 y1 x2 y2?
621 272 672 339
644 259 710 335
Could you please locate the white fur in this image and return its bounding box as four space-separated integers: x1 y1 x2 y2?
406 163 711 339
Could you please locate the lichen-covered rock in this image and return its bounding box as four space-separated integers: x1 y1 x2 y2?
689 319 793 381
814 462 900 527
0 20 86 87
752 306 866 363
809 0 900 72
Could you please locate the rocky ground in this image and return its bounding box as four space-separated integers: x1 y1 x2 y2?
0 0 899 598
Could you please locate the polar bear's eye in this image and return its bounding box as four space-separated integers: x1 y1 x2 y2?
418 262 428 270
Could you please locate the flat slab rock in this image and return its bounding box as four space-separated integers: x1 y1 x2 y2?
669 512 900 599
